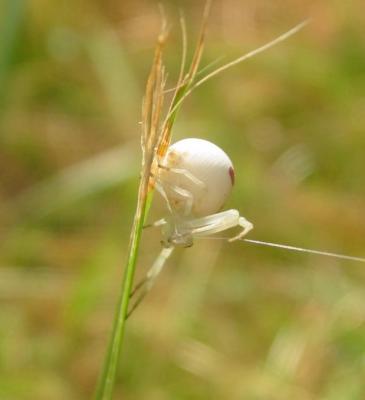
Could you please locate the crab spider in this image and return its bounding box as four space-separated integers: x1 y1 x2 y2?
155 138 253 246
128 138 252 317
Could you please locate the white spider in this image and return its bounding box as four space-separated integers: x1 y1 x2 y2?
155 138 253 246
128 138 253 315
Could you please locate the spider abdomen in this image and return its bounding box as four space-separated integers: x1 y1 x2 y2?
159 138 235 217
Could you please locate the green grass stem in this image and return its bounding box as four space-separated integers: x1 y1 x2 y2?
95 189 153 400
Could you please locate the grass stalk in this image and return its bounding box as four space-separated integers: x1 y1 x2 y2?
94 190 152 400
94 21 168 400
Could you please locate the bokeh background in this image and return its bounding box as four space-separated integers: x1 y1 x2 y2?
1 1 365 399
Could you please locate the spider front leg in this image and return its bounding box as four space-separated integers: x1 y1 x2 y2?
156 178 196 218
228 216 254 242
185 209 253 241
158 164 205 188
156 164 205 217
127 246 174 318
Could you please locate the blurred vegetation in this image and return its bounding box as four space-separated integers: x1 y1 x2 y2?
1 1 365 399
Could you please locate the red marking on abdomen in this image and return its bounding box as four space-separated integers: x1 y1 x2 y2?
228 166 235 185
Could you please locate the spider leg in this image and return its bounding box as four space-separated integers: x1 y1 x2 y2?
156 178 194 217
145 184 195 247
155 182 174 214
228 216 253 242
158 164 205 188
186 209 253 241
127 246 174 318
143 218 167 229
157 164 207 217
168 184 194 217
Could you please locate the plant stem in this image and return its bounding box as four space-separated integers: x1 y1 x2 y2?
95 185 153 400
95 11 167 396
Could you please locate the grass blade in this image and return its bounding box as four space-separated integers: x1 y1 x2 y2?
94 21 168 400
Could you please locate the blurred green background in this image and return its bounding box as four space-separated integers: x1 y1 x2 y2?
1 1 365 399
